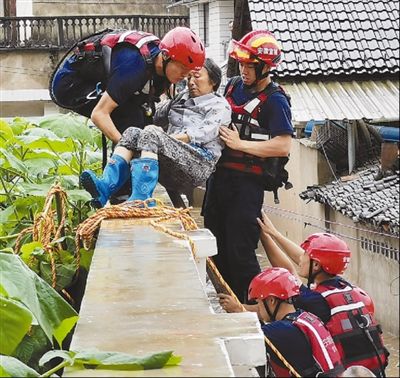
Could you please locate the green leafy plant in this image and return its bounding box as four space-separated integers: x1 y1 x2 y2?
1 349 182 377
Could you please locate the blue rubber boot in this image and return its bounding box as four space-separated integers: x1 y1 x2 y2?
80 154 130 208
127 158 159 205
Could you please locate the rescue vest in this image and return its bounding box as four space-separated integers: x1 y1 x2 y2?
315 279 388 376
74 29 160 86
50 29 162 112
268 311 344 377
218 77 293 203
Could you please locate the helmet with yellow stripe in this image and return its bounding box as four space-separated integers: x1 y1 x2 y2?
230 30 282 67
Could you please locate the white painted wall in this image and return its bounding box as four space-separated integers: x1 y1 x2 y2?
189 0 234 65
17 0 33 15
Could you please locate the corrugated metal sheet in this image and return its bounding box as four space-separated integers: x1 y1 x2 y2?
282 79 399 123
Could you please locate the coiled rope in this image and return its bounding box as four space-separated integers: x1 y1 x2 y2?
14 184 73 301
75 197 301 377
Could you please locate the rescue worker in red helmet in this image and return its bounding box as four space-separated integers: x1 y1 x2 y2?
202 30 294 303
51 26 204 204
51 26 205 144
256 210 389 377
248 267 344 377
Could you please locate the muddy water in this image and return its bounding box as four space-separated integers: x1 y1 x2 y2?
190 207 399 377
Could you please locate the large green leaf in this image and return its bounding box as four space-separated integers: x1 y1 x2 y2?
24 149 58 160
0 120 14 148
23 158 56 177
13 326 51 373
0 356 40 377
66 189 92 203
0 296 33 355
20 242 44 266
0 148 28 174
39 261 76 291
40 349 182 371
0 252 78 347
9 117 35 136
39 113 94 144
79 248 94 271
17 129 76 153
0 205 16 224
19 182 54 197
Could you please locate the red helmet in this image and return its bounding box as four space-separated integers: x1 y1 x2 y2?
160 27 205 70
353 287 375 315
229 30 282 67
301 233 351 275
248 267 300 301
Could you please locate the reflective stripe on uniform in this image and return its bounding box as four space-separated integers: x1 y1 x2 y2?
296 317 335 370
136 35 160 48
320 286 353 298
330 302 365 316
118 30 134 43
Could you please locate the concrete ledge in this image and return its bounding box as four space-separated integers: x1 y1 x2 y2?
65 216 265 377
0 89 58 117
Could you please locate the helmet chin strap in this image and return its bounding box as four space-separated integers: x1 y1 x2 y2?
263 299 282 322
243 60 270 90
307 260 323 288
161 51 171 79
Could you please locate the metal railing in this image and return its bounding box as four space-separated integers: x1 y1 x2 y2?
0 15 189 50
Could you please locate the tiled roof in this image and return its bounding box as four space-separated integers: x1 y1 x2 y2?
300 166 400 236
248 0 400 79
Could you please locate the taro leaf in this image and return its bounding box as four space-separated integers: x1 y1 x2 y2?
13 197 45 219
23 158 56 177
0 120 14 147
10 117 35 135
85 150 103 164
17 129 76 153
20 242 44 266
24 149 58 160
39 113 94 144
0 148 28 174
79 248 94 271
39 261 76 291
39 349 75 367
0 296 33 355
66 189 92 203
57 164 74 175
0 205 16 224
0 252 78 347
13 326 51 373
19 182 54 197
59 175 79 189
0 355 40 377
40 349 182 371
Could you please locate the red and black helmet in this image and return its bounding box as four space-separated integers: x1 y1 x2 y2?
248 267 300 301
229 30 282 67
301 233 351 275
160 27 205 70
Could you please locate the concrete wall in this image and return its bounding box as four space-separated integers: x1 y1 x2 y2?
0 50 57 91
264 139 399 336
32 0 188 17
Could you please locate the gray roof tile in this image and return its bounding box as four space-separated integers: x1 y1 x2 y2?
248 0 399 79
300 166 400 236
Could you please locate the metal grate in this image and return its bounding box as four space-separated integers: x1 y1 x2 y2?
316 120 348 163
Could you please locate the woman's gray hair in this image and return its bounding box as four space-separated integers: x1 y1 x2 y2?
203 58 222 91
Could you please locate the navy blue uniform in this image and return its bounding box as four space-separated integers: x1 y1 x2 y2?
295 278 342 323
52 43 165 133
203 79 293 303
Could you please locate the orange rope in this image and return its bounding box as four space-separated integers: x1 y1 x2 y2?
15 184 71 290
75 197 300 377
